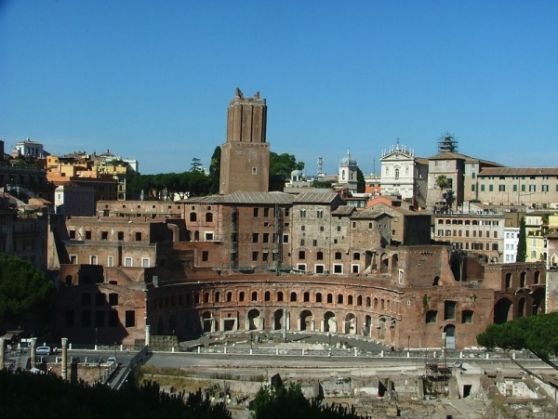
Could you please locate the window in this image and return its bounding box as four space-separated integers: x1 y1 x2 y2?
300 209 306 218
85 231 92 240
251 291 258 301
444 301 456 320
317 209 324 218
304 292 310 302
283 234 289 243
70 255 77 264
253 208 259 217
90 255 98 265
239 291 245 302
425 310 437 324
101 231 108 240
118 231 124 240
333 264 343 274
252 233 259 243
69 230 76 239
480 184 485 192
462 310 474 324
264 207 269 217
81 293 91 306
290 292 297 302
277 291 284 302
202 251 209 262
335 251 342 260
298 250 305 260
352 264 360 274
317 251 323 260
315 264 325 274
135 232 142 241
489 185 493 192
109 293 118 306
513 185 518 192
190 212 197 222
205 232 214 240
252 251 258 261
226 292 232 302
124 257 133 267
206 212 213 222
125 310 135 327
263 233 269 243
353 252 360 260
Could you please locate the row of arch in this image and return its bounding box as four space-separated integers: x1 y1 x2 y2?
151 289 398 314
155 307 398 342
493 288 545 324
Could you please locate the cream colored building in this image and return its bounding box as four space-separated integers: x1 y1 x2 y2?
476 168 558 207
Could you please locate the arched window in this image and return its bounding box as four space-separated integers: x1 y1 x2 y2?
277 291 284 302
395 168 399 180
290 292 297 302
190 212 197 222
316 293 322 303
205 212 213 223
251 291 258 301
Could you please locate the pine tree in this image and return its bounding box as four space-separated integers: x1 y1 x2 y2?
516 217 527 262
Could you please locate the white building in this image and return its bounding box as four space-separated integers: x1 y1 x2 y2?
337 150 358 192
380 141 428 207
14 138 46 158
503 227 519 263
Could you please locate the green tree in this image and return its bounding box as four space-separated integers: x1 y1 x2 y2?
208 146 221 194
478 313 558 363
356 167 365 193
435 175 449 190
516 217 527 262
249 381 368 419
269 152 304 191
190 157 203 173
0 253 54 325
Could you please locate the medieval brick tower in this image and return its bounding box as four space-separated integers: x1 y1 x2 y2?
219 88 270 194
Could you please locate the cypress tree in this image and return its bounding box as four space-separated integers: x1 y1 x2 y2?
516 217 527 262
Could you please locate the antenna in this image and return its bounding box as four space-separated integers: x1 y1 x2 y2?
317 156 324 177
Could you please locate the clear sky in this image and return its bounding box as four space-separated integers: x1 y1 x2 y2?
1 0 557 175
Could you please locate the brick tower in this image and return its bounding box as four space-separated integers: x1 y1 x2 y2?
219 88 269 194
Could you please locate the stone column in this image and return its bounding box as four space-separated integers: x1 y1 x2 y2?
30 338 37 368
145 325 151 347
61 338 68 380
0 337 4 370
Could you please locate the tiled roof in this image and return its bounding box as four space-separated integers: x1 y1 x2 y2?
293 191 339 204
223 191 294 205
183 195 224 204
428 151 501 166
331 205 355 216
478 167 558 177
351 208 393 220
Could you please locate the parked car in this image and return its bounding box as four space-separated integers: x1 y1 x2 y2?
35 346 51 356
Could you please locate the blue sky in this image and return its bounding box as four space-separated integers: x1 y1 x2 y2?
1 0 557 175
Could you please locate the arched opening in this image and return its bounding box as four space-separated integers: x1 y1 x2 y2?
432 276 440 286
264 291 271 301
194 231 200 241
366 297 371 307
300 310 313 331
532 288 545 314
344 313 356 334
324 312 336 333
494 298 512 324
520 272 527 288
327 293 333 304
364 315 372 336
290 292 297 302
303 292 310 302
517 298 526 317
357 295 362 306
201 311 212 333
273 309 284 330
226 291 232 302
378 317 386 339
337 295 344 304
248 309 261 330
380 253 389 273
373 298 378 309
214 292 220 303
505 273 512 289
205 212 213 223
277 291 284 302
534 271 540 285
444 324 456 349
348 295 353 305
190 212 197 222
316 292 322 303
204 292 209 303
391 254 399 273
251 291 258 302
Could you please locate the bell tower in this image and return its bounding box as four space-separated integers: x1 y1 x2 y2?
219 88 270 194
